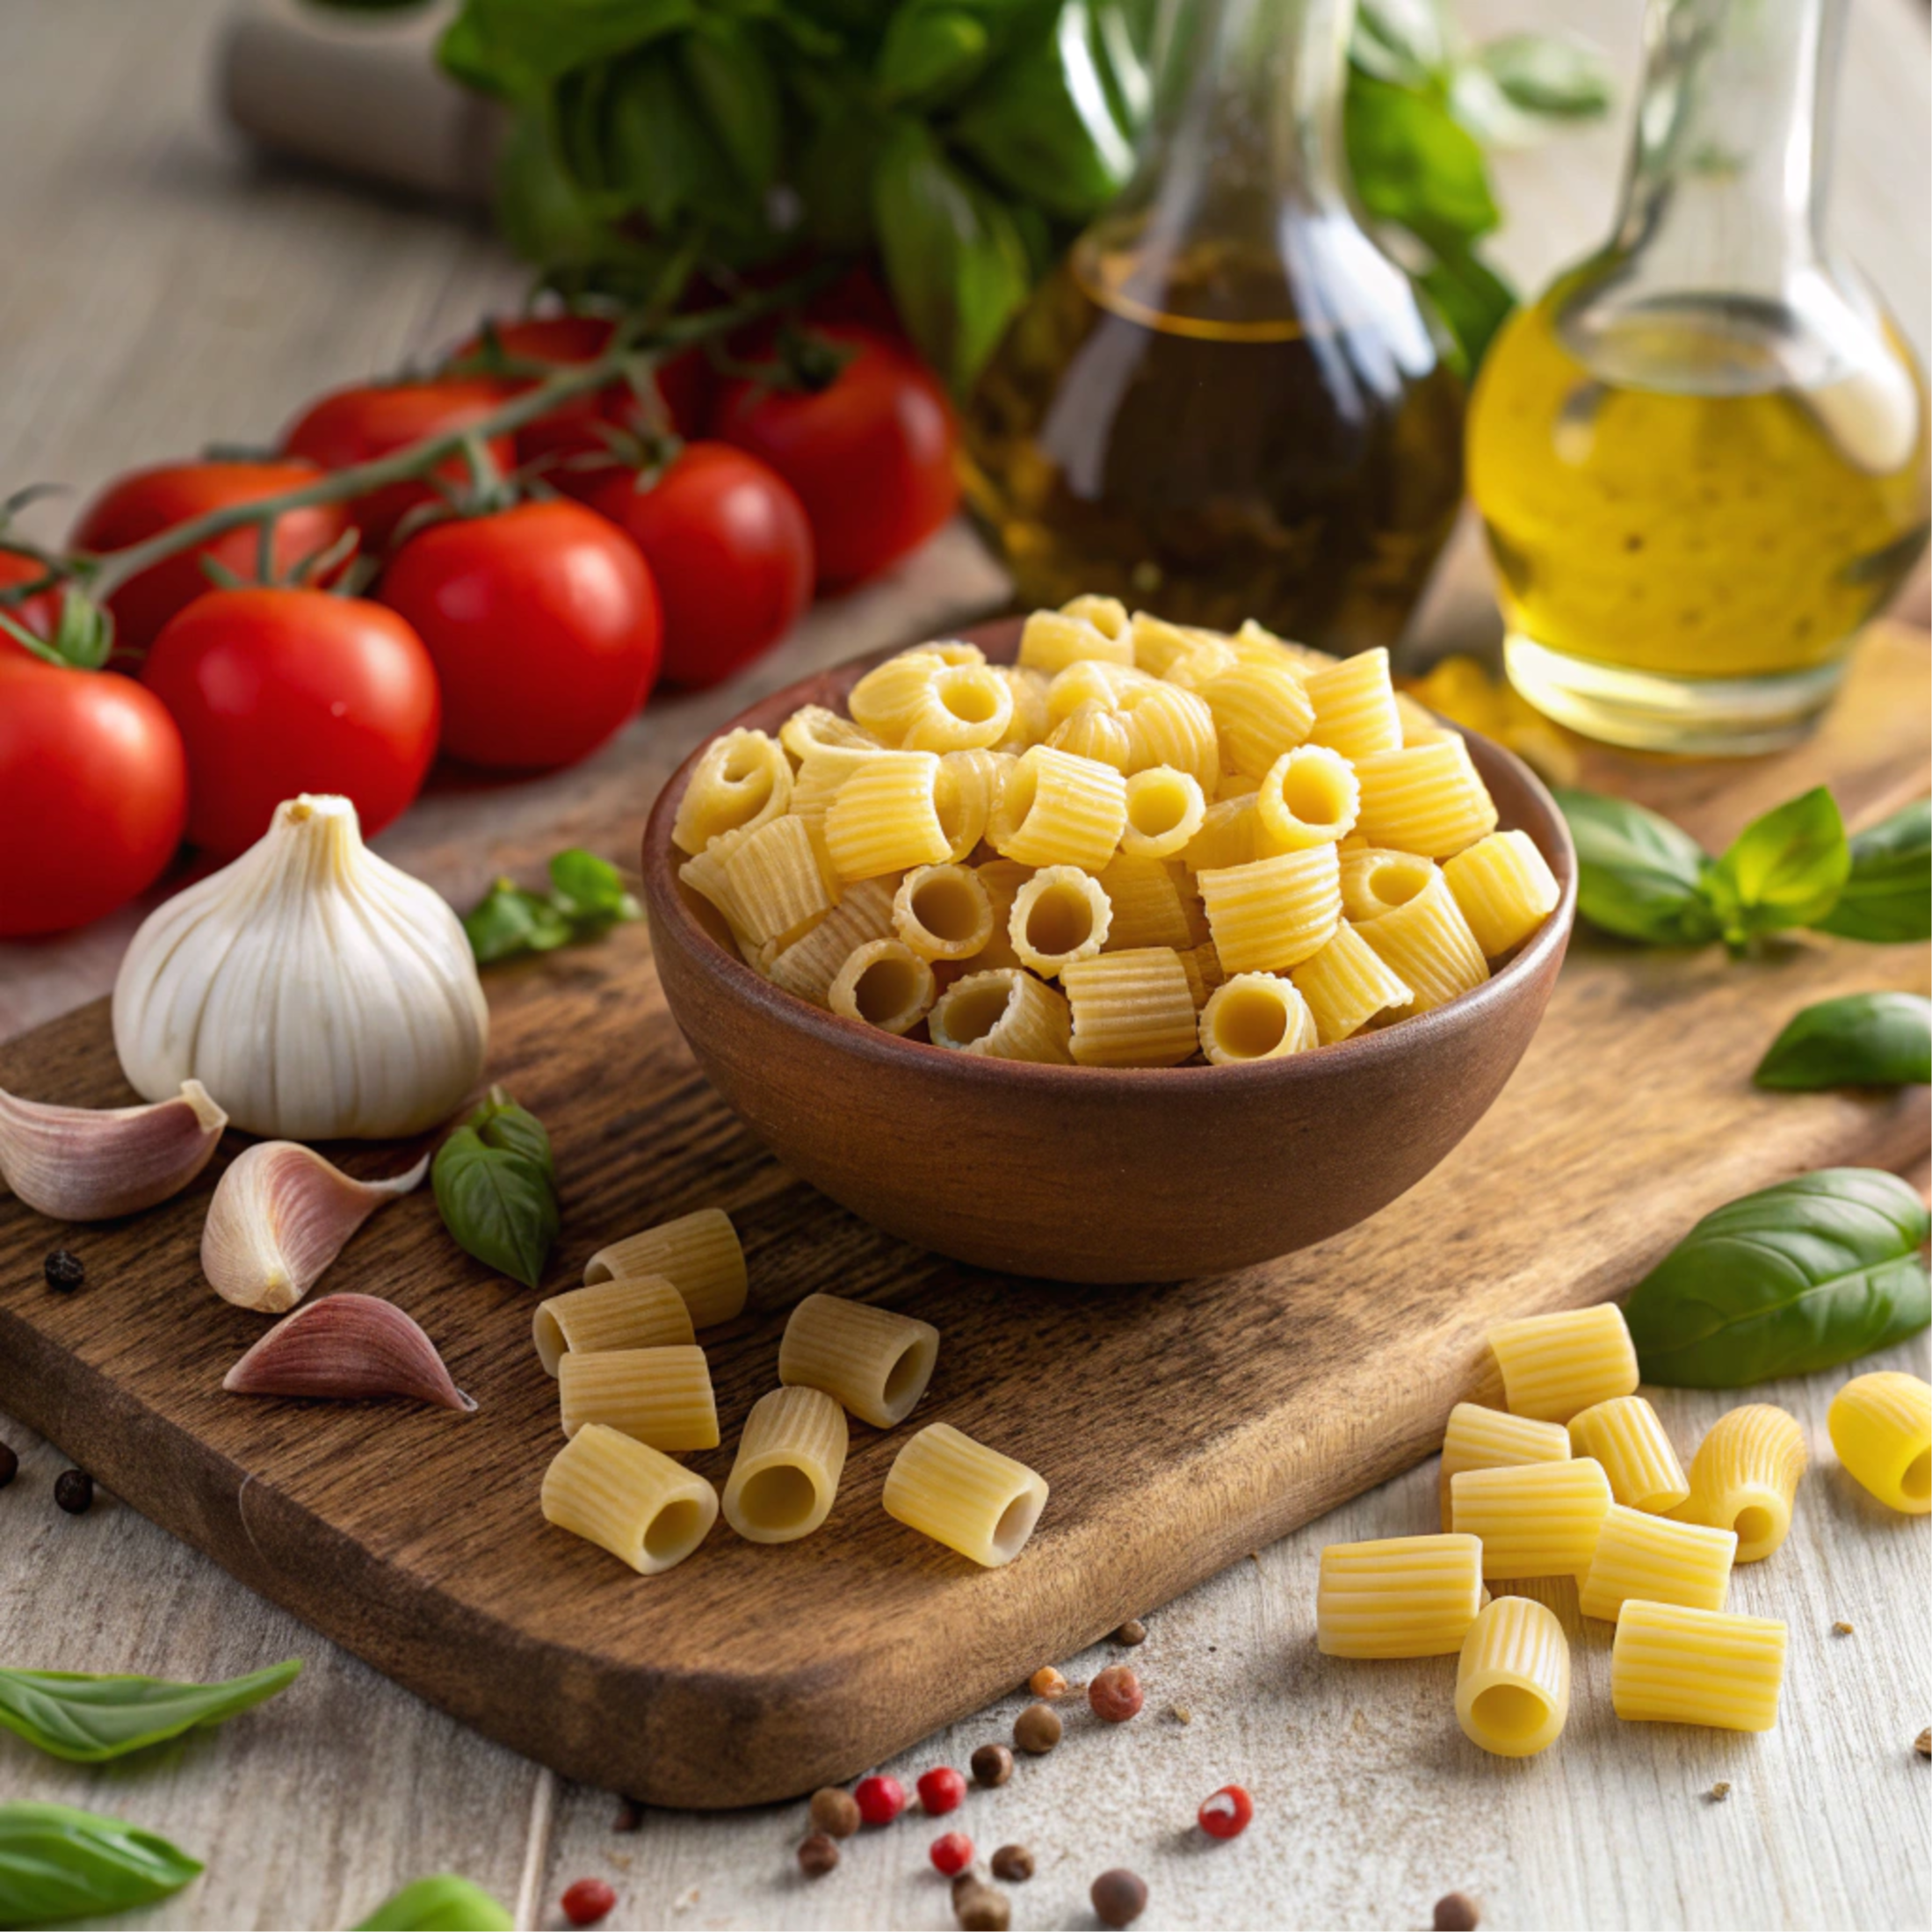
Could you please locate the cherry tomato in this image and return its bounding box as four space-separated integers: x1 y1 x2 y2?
0 550 61 658
280 379 514 551
0 655 187 936
583 444 812 689
379 500 660 771
710 326 959 588
142 588 439 858
70 459 351 659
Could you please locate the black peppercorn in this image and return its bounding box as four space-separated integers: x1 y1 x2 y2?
970 1742 1013 1789
54 1468 92 1514
44 1250 84 1293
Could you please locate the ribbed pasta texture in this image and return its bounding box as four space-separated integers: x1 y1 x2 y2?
1305 647 1403 761
829 939 937 1035
1450 1458 1613 1579
993 667 1051 751
939 749 1011 856
1579 1504 1735 1622
788 744 878 827
1010 866 1112 975
1018 608 1133 673
1291 922 1414 1044
1444 829 1562 959
1455 1596 1570 1757
1050 702 1135 770
1123 681 1219 789
672 729 791 854
969 860 1032 971
1436 1402 1572 1527
825 753 951 879
1353 738 1499 857
1098 854 1196 952
1203 661 1316 778
533 1275 695 1377
541 1424 719 1575
779 1292 940 1429
1610 1600 1786 1732
558 1346 720 1451
1180 796 1264 873
928 967 1073 1063
893 865 994 962
1178 941 1226 1010
1827 1371 1931 1514
1486 1303 1639 1423
1568 1396 1690 1513
901 663 1014 751
883 1423 1050 1567
1198 845 1342 973
1674 1405 1807 1561
990 747 1129 871
1128 610 1200 677
583 1208 748 1329
1356 871 1487 1014
722 1386 849 1545
1314 1533 1486 1658
722 814 839 948
780 703 877 763
1198 973 1317 1065
1256 745 1360 850
1339 847 1436 922
1062 948 1200 1067
767 878 897 1007
849 648 951 740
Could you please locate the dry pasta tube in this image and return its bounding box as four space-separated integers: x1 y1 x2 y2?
1128 609 1203 677
1255 745 1360 850
1352 738 1498 858
1197 845 1341 973
1305 647 1402 761
938 749 1010 855
722 1386 849 1544
928 967 1073 1063
1291 922 1413 1044
1121 679 1219 790
1198 973 1317 1065
533 1275 695 1376
559 1345 720 1451
1444 829 1561 959
1567 1396 1689 1513
993 667 1051 751
1579 1504 1735 1622
541 1424 718 1576
1455 1596 1570 1758
1340 847 1436 922
829 939 937 1036
1673 1404 1806 1562
767 878 897 1007
671 729 792 855
788 742 883 826
1096 853 1197 952
584 1208 747 1328
1120 765 1207 858
1486 1302 1639 1423
1049 702 1135 771
1232 617 1332 676
1610 1600 1786 1732
1009 865 1113 975
1178 940 1226 1010
848 648 950 740
780 703 878 762
721 814 840 948
900 662 1015 752
1449 1458 1613 1580
1202 660 1316 778
882 1422 1049 1568
1061 592 1129 638
1314 1533 1485 1658
1355 870 1487 1014
988 746 1128 872
893 865 995 961
1017 607 1133 673
779 1292 941 1429
1062 947 1200 1067
1827 1371 1931 1514
1179 796 1263 873
1046 657 1153 721
824 753 952 879
1437 1402 1572 1528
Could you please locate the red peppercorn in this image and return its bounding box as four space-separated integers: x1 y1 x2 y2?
930 1830 973 1877
918 1765 966 1815
560 1878 617 1927
854 1773 906 1826
1198 1784 1254 1840
1089 1665 1144 1722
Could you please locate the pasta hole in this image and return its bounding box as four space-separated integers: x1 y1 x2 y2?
992 1487 1046 1560
912 874 983 944
1733 1504 1776 1549
939 980 1013 1046
1371 860 1429 908
1215 986 1290 1059
533 1310 567 1377
1129 778 1188 837
998 761 1038 835
1902 1451 1930 1502
722 742 762 785
855 957 923 1027
1471 1684 1550 1742
937 669 1000 725
1281 763 1347 826
644 1498 706 1565
739 1464 819 1532
880 1334 937 1422
1024 883 1095 958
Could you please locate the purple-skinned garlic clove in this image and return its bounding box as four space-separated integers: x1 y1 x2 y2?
202 1141 428 1314
222 1292 475 1412
0 1080 228 1220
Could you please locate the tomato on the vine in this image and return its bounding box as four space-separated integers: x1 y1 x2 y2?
70 459 351 658
0 550 61 657
0 656 187 937
379 500 661 771
710 326 959 588
280 379 514 550
584 443 813 689
142 588 440 858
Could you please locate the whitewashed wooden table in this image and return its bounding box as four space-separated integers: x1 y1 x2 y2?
1 4 1928 1928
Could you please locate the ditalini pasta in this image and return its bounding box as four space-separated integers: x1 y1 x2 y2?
892 865 995 962
1018 606 1133 674
1197 845 1342 973
882 1422 1049 1567
1578 1504 1735 1622
824 753 952 879
1449 1458 1614 1579
1255 745 1360 850
721 1386 848 1544
721 814 839 948
1354 870 1487 1013
1353 738 1498 857
1567 1396 1690 1514
1290 922 1413 1043
928 968 1073 1062
558 1345 720 1451
1436 1402 1572 1527
1305 648 1402 761
533 1275 695 1377
1455 1596 1570 1757
1198 973 1318 1065
989 745 1128 871
1121 765 1208 858
1338 847 1436 923
1097 854 1198 952
828 938 937 1036
1610 1600 1787 1732
1827 1371 1931 1514
1009 866 1112 976
584 1208 748 1328
1444 829 1562 959
766 879 896 1007
1061 948 1200 1067
1201 660 1315 778
778 1292 940 1428
541 1423 719 1575
1485 1303 1639 1423
1314 1533 1486 1658
1674 1404 1807 1562
900 662 1015 752
672 729 791 854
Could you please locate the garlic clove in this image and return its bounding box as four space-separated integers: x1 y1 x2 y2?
202 1142 429 1314
222 1293 475 1411
0 1080 228 1221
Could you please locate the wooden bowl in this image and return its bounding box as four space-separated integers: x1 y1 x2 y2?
641 622 1575 1283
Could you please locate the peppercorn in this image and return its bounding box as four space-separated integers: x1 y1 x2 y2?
953 1880 1010 1931
1433 1892 1480 1931
54 1469 92 1515
990 1844 1034 1883
1090 1868 1147 1928
970 1742 1013 1789
1089 1665 1144 1722
1115 1618 1147 1646
809 1786 861 1838
930 1831 973 1878
1917 1726 1931 1760
43 1250 84 1293
1028 1664 1067 1699
918 1765 966 1815
853 1773 905 1826
560 1878 617 1927
0 1443 16 1489
1012 1702 1061 1755
797 1833 840 1878
1198 1784 1253 1840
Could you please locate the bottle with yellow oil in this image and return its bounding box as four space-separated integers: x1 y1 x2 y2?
1469 0 1928 754
961 0 1465 646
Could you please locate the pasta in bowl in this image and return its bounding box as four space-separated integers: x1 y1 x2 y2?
641 605 1574 1283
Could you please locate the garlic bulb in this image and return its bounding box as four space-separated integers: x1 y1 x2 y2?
112 795 488 1140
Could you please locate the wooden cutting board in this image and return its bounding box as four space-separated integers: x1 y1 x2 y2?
0 631 1926 1809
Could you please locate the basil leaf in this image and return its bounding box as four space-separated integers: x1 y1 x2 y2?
0 1658 300 1764
1553 787 1721 946
1625 1167 1931 1386
353 1875 514 1932
466 1086 555 1184
436 0 694 98
1754 992 1932 1091
1706 785 1850 944
433 1093 560 1292
0 1805 202 1927
683 16 781 199
548 849 639 926
1417 242 1514 373
1346 71 1501 250
464 851 640 966
1814 799 1931 944
877 6 993 105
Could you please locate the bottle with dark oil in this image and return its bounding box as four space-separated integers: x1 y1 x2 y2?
961 0 1466 649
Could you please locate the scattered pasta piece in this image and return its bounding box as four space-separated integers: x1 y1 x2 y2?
928 968 1073 1063
1455 1596 1570 1757
1062 948 1200 1067
1314 1533 1485 1658
1610 1600 1786 1732
1827 1371 1931 1514
829 938 937 1036
1198 973 1317 1065
1436 1402 1571 1528
584 1208 748 1328
559 1345 720 1451
541 1423 718 1575
1674 1404 1806 1561
722 1386 848 1545
1568 1395 1690 1513
882 1422 1049 1567
533 1276 694 1377
1579 1504 1735 1622
1450 1458 1613 1580
779 1292 940 1428
1485 1303 1639 1423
